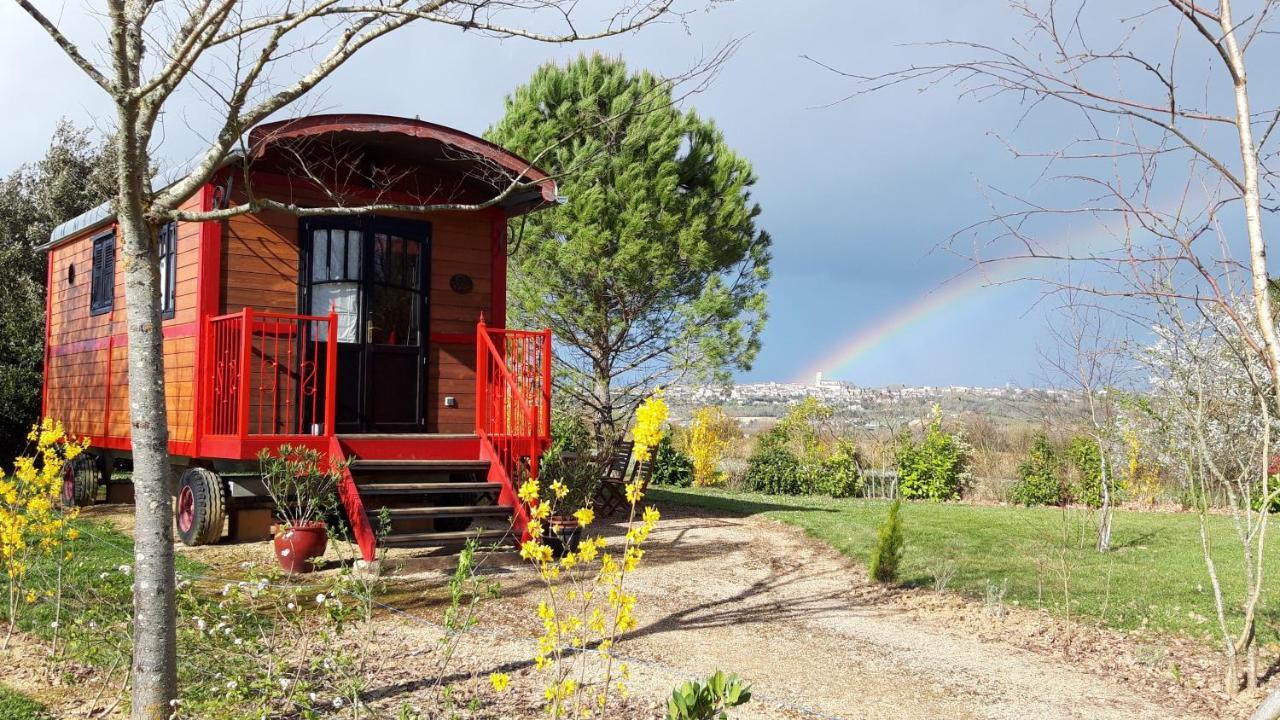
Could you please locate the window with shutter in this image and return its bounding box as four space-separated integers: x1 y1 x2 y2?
159 223 177 319
90 231 115 315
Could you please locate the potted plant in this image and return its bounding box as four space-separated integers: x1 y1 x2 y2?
258 444 344 573
538 411 598 556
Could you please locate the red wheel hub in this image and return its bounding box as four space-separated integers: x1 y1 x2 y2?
177 485 195 533
63 464 76 504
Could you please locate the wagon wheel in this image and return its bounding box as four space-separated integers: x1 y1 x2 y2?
61 454 101 508
176 467 226 546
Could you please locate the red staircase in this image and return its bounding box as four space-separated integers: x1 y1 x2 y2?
335 320 553 563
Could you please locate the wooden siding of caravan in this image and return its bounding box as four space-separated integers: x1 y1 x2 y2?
44 192 205 451
221 188 500 434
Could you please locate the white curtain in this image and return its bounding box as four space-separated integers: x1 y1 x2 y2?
311 282 360 343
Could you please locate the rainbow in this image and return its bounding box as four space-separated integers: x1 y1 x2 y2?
795 219 1125 383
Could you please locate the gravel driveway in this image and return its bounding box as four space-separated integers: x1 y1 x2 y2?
361 501 1218 720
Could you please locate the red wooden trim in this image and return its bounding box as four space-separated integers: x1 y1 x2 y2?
79 434 194 458
237 307 253 439
247 115 556 204
47 322 199 358
330 436 377 562
324 310 337 435
193 182 223 455
41 246 53 420
489 211 507 329
475 317 486 434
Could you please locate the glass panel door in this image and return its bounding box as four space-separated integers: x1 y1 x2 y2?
364 225 427 431
307 225 365 432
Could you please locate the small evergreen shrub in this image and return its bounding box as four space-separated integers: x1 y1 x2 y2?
894 408 970 501
868 499 904 583
652 435 695 487
1011 431 1066 506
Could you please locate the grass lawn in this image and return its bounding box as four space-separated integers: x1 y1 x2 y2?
0 686 49 720
650 486 1280 644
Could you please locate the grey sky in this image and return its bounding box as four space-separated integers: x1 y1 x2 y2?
0 1 1194 387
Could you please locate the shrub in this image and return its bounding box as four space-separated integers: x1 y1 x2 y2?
868 499 904 583
895 407 970 501
743 431 805 495
666 670 752 720
687 406 736 486
818 440 863 498
652 435 695 487
1066 435 1107 507
540 409 600 509
1011 431 1066 506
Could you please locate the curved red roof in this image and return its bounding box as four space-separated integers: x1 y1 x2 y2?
248 113 558 209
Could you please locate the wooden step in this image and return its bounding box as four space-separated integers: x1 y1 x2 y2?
356 481 499 495
349 459 489 472
380 527 513 547
365 505 511 520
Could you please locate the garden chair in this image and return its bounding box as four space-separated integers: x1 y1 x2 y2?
594 441 635 517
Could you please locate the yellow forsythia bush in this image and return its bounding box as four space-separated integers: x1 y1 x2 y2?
1 418 87 627
687 406 731 487
631 390 668 462
505 393 667 718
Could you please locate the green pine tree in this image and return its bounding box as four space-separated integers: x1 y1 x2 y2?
486 55 772 443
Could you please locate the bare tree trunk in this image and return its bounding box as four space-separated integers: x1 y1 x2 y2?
1219 2 1280 394
592 364 618 451
1097 451 1112 552
115 128 178 718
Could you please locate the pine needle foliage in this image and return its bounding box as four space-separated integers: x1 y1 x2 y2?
868 499 904 583
486 55 772 442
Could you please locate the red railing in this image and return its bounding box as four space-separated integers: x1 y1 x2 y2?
475 318 553 541
202 308 338 439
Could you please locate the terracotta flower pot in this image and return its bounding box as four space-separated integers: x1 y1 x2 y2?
272 521 328 573
547 517 582 557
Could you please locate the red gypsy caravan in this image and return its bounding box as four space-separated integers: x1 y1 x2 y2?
40 114 554 562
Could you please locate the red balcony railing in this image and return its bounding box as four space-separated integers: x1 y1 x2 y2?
475 319 553 540
202 308 338 440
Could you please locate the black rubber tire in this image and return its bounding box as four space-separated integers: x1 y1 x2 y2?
176 467 226 546
61 454 101 507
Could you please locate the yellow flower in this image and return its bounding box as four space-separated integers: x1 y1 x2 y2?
631 391 669 462
642 506 660 525
520 541 548 562
489 672 510 692
518 479 540 503
572 508 594 527
550 480 568 499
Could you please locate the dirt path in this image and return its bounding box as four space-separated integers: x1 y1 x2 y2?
68 502 1228 719
366 503 1222 720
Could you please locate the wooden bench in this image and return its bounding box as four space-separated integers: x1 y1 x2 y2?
595 441 654 517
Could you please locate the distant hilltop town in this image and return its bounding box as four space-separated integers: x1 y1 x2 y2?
664 373 1080 427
